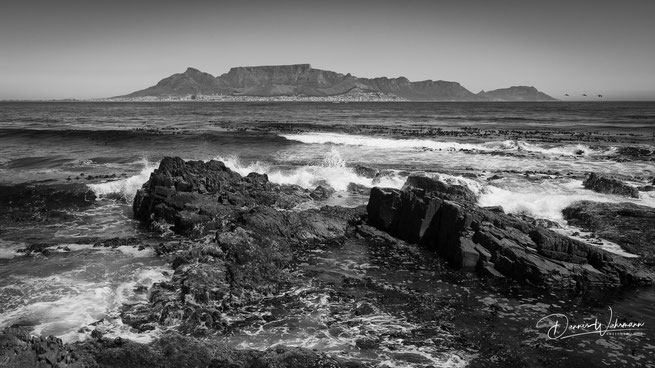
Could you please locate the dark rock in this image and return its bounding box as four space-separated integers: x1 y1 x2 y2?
366 177 653 289
346 182 370 196
514 214 561 229
133 157 312 236
310 184 336 201
351 164 379 178
482 206 504 213
93 237 141 248
127 157 366 335
401 174 477 202
23 330 363 368
0 327 83 368
18 243 52 256
582 172 639 198
353 301 377 316
616 146 655 161
237 205 357 241
91 329 103 340
391 352 434 364
563 201 655 266
355 338 380 350
459 237 480 269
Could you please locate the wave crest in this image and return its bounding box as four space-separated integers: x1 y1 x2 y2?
216 149 405 192
281 132 614 157
88 158 157 203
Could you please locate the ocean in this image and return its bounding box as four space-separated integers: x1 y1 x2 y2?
1 101 654 366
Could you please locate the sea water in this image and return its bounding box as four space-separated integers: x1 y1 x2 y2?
0 101 653 366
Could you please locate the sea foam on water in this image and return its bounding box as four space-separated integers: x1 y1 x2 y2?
215 148 406 193
281 132 614 157
0 249 169 343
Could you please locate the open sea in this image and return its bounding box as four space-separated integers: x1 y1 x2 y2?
1 101 654 366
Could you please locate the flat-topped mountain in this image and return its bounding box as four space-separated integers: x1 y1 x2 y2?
120 64 555 101
477 86 556 101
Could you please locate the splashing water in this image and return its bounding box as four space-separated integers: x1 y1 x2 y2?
215 149 406 192
88 158 158 203
0 248 170 343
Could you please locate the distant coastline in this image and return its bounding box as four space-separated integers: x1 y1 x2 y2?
1 98 638 103
115 64 558 102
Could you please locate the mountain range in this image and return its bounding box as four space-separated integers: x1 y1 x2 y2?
119 64 555 101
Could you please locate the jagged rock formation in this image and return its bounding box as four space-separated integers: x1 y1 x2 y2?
563 201 655 266
477 86 557 101
120 64 554 101
128 157 364 334
582 172 639 198
0 326 362 368
366 175 652 289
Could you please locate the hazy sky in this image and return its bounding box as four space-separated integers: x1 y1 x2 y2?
1 0 654 100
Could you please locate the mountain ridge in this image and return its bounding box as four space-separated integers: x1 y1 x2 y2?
120 64 555 101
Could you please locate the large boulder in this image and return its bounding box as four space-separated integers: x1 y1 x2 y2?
401 174 478 202
367 176 652 289
309 184 336 201
563 201 655 266
132 157 312 236
127 157 366 335
582 172 639 198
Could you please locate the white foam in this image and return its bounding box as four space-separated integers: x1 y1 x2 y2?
481 140 611 156
281 132 612 157
88 158 157 203
479 179 654 223
0 280 114 340
0 240 26 259
215 148 406 192
115 245 155 257
282 132 487 152
0 261 170 343
478 178 654 256
222 286 470 367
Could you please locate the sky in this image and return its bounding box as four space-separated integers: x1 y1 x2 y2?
1 0 654 100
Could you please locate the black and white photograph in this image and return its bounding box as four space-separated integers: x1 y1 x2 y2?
1 0 654 367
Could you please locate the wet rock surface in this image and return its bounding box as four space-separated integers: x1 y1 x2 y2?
0 327 363 368
582 172 639 198
310 184 336 201
563 200 655 267
124 157 366 335
0 183 96 225
367 175 653 289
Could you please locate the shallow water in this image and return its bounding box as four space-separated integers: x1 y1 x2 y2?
0 246 168 343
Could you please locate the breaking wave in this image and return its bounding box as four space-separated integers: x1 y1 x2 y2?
88 158 158 203
216 147 406 192
281 132 615 157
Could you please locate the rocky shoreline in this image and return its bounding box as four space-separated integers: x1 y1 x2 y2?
2 157 654 367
